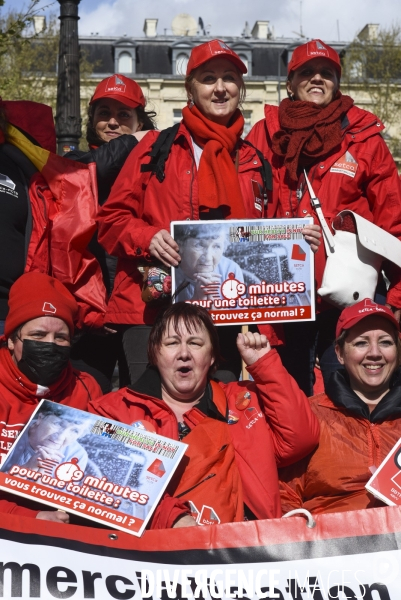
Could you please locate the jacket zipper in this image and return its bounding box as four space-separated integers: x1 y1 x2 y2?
189 151 195 219
175 473 216 498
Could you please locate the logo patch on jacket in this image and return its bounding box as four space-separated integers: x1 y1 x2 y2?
198 505 220 526
245 406 257 420
0 173 16 190
227 410 239 424
330 151 358 178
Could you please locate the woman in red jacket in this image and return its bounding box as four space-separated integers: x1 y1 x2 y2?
0 272 102 522
90 302 319 528
279 299 401 515
97 40 319 384
67 75 157 392
247 39 401 396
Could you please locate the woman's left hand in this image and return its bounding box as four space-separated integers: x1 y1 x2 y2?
237 331 271 366
302 223 322 253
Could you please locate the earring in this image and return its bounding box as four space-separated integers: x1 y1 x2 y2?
188 98 194 108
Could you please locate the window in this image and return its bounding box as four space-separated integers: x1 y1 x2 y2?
349 60 363 80
173 109 182 125
175 53 189 76
239 54 249 75
242 110 252 136
231 44 252 76
118 52 133 73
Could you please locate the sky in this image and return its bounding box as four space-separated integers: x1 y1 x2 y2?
8 0 401 42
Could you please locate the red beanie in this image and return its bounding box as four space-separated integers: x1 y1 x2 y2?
2 100 57 153
5 273 78 337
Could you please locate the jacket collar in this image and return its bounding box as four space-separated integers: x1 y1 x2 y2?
263 103 384 142
129 366 227 422
324 368 401 423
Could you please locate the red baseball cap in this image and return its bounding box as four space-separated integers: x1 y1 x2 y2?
288 39 341 77
186 39 247 76
5 273 78 337
335 299 399 339
90 74 146 109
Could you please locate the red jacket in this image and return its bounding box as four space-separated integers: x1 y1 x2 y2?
0 346 102 518
97 123 268 326
6 121 107 329
89 349 320 528
279 375 401 515
246 104 401 309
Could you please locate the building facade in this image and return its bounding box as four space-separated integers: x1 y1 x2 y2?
79 18 348 134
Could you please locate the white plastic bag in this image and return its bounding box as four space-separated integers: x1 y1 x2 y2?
317 229 383 308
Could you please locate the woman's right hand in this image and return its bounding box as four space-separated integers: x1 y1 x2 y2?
149 230 181 267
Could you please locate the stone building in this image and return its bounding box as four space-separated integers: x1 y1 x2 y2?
78 15 347 134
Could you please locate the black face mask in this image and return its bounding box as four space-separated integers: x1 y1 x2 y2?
17 339 71 386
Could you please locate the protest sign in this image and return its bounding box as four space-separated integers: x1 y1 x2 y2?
171 219 315 326
366 437 401 506
0 400 187 536
1 504 401 598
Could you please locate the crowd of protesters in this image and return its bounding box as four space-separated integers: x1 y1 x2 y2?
0 37 401 529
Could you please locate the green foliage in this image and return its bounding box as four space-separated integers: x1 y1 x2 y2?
342 24 401 154
0 1 94 112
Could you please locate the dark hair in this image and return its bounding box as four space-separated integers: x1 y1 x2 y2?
86 100 157 147
148 302 221 375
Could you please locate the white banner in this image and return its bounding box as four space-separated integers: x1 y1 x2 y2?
1 505 400 599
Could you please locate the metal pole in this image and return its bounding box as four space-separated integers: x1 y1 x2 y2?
55 0 82 155
278 50 281 104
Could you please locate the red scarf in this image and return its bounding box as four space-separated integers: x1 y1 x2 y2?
271 93 354 183
182 105 246 218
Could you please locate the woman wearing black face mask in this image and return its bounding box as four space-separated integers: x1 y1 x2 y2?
8 318 72 387
0 272 102 523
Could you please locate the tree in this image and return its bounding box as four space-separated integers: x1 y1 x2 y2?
0 0 94 112
342 24 401 157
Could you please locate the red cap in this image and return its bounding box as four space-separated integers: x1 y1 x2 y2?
90 74 146 109
5 273 78 337
288 39 341 77
186 39 247 76
335 299 399 339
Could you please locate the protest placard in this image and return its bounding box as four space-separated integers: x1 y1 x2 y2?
0 400 187 536
366 437 401 506
171 218 315 326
